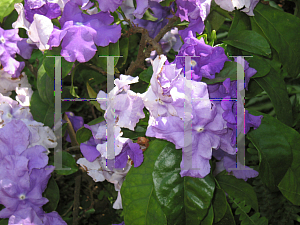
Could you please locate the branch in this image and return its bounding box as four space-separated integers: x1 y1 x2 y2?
125 15 180 75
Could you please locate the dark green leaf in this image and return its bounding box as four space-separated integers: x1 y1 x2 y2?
200 205 214 225
139 66 153 83
213 188 227 223
37 64 54 105
216 173 259 211
247 110 294 192
43 48 74 79
43 177 60 212
254 68 293 126
152 142 215 225
247 55 271 79
30 91 54 127
116 37 129 68
223 30 271 56
94 41 120 71
0 219 9 225
76 127 92 145
121 139 168 225
206 10 226 31
214 201 235 225
50 151 78 175
251 3 300 77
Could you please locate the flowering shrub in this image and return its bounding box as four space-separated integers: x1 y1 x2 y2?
0 0 300 224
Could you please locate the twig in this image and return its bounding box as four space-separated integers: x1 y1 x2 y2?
62 202 74 217
125 15 180 75
63 113 79 147
72 170 82 225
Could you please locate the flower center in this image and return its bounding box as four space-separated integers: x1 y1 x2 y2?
191 60 197 67
158 99 164 105
19 194 26 200
196 127 204 133
0 37 5 44
76 22 84 26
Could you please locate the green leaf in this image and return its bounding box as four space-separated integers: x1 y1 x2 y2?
160 0 174 7
122 125 146 139
121 139 168 225
229 198 268 225
223 30 271 56
87 117 105 126
86 82 103 112
212 187 227 223
76 127 92 145
250 3 300 77
0 0 22 22
43 177 60 212
152 142 215 225
139 66 153 83
247 110 294 192
37 64 54 105
200 205 214 225
0 219 9 225
30 91 54 127
141 9 158 21
214 201 235 225
79 68 106 86
94 41 120 71
43 48 74 79
216 173 259 211
49 151 78 175
206 10 226 31
246 55 271 79
202 61 239 85
254 68 293 127
116 37 129 68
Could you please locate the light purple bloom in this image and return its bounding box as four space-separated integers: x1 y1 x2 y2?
175 31 229 81
215 0 259 16
24 0 61 23
178 17 205 40
212 148 259 181
175 0 211 22
134 1 172 38
97 0 124 12
97 75 145 131
0 28 26 78
48 0 121 62
115 142 144 168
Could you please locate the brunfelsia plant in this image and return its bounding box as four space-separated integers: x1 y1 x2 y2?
0 0 300 224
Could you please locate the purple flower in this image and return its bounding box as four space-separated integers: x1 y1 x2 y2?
97 75 145 131
245 110 263 134
159 28 182 53
178 17 205 41
175 0 211 22
134 2 172 38
24 0 61 23
97 0 124 12
49 0 121 62
0 28 25 78
234 58 257 90
115 142 144 168
175 31 229 81
212 149 259 181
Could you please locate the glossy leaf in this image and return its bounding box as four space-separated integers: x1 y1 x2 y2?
200 205 214 225
152 141 215 225
247 55 270 79
30 91 54 128
212 187 227 223
254 68 293 127
116 37 129 68
247 110 294 192
37 64 54 105
43 177 60 213
251 3 300 77
0 0 22 22
223 30 271 57
94 41 120 71
121 139 167 225
216 173 259 211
